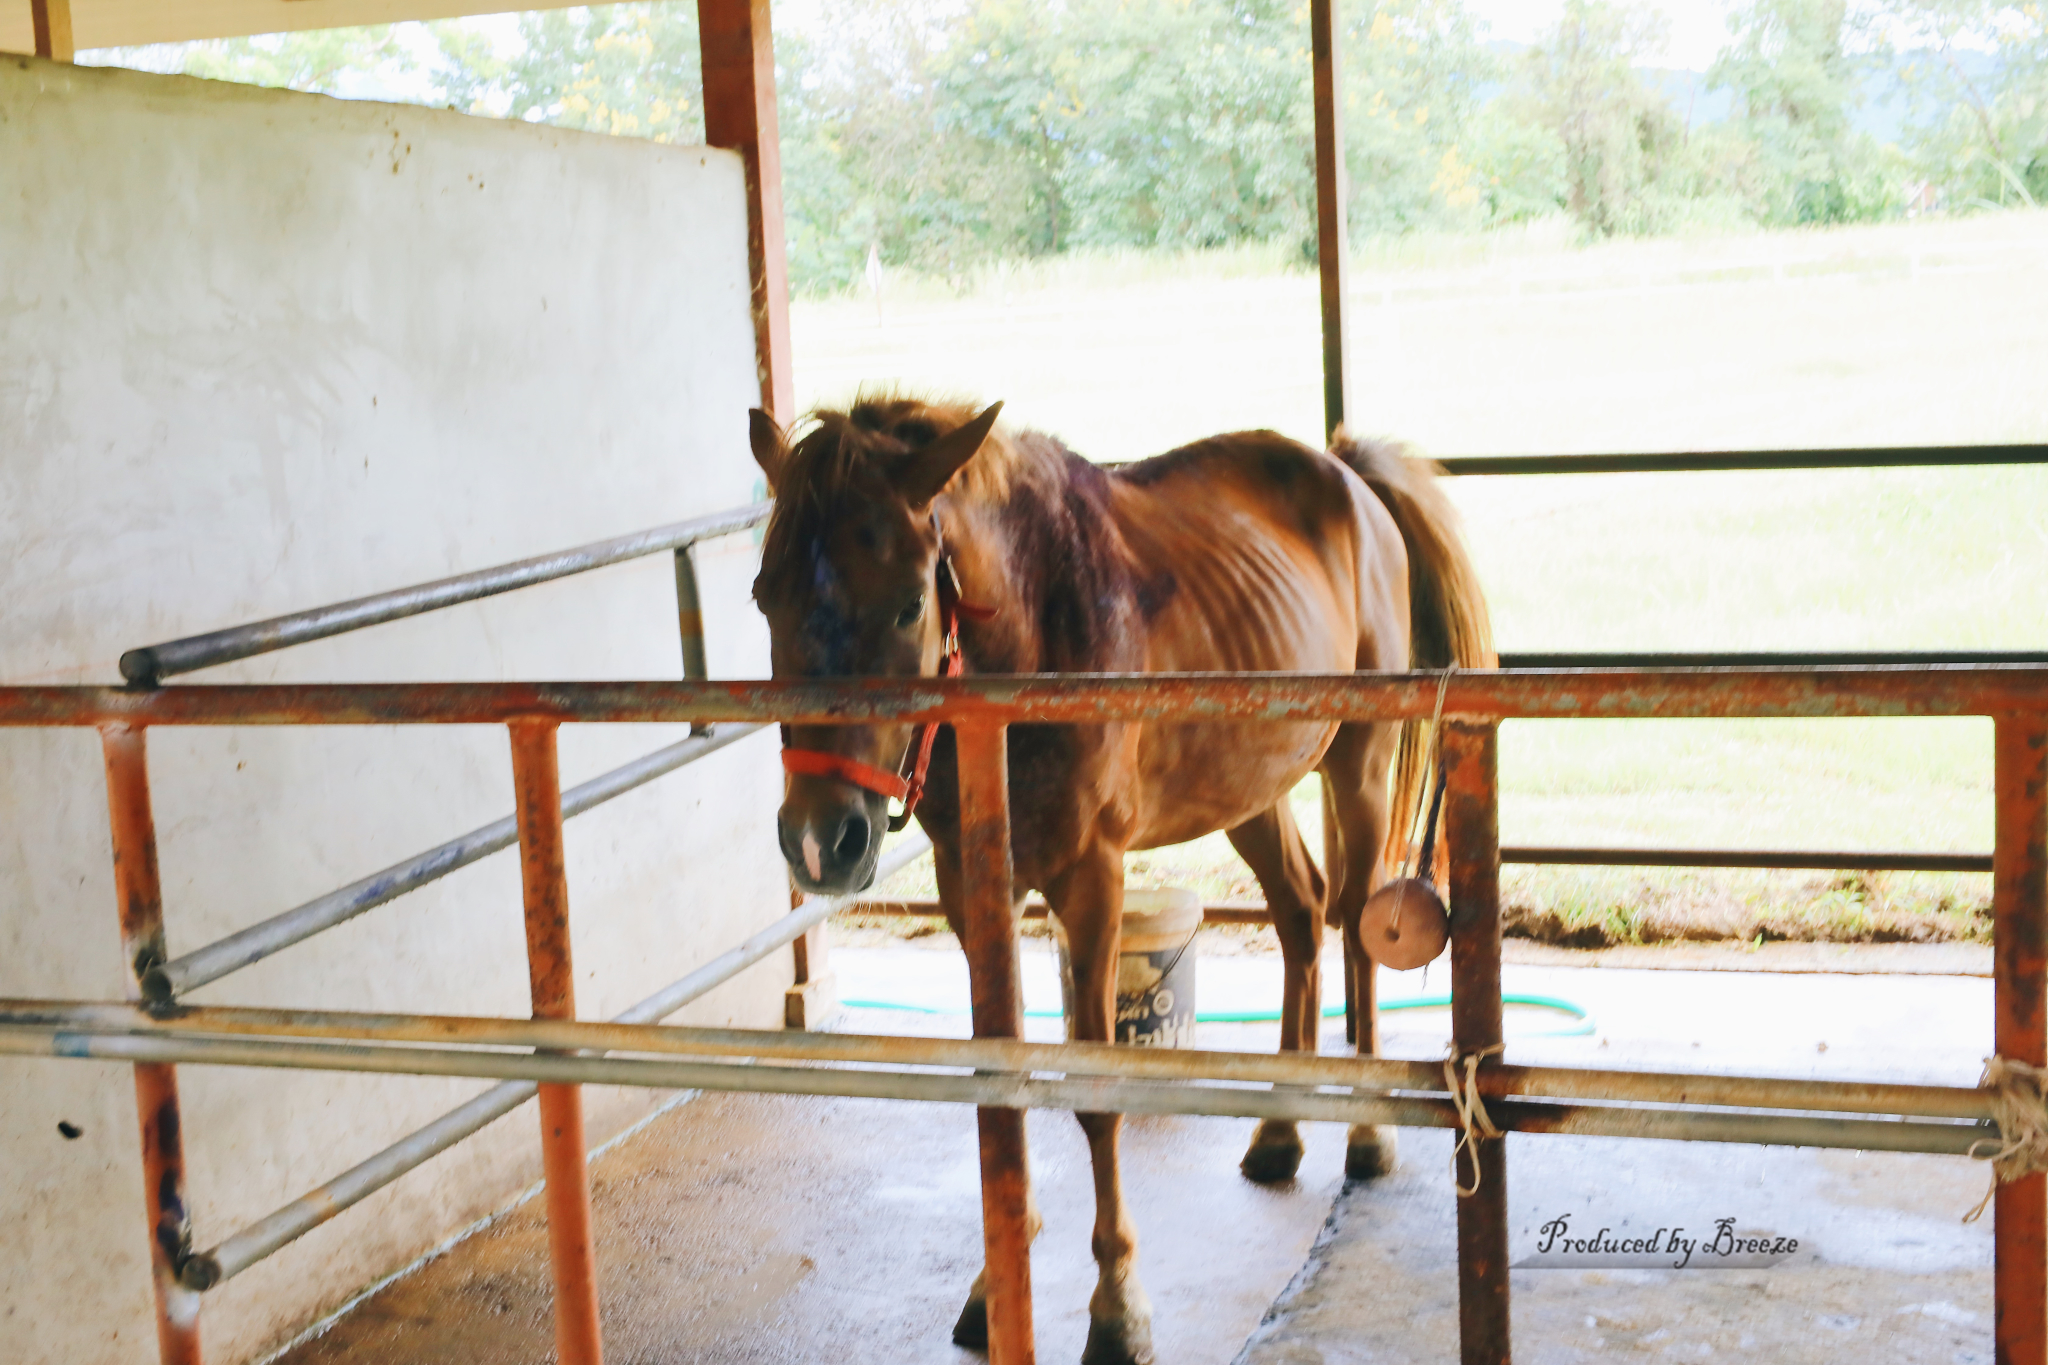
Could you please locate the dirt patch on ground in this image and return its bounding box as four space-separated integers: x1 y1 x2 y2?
1497 865 1991 950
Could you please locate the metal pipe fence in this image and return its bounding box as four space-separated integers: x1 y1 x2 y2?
15 446 2042 1363
178 833 928 1292
2 665 2043 1365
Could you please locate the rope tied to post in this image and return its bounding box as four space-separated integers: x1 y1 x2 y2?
1964 1055 2048 1223
1445 1041 1505 1198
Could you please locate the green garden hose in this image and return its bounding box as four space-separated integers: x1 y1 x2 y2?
843 991 1596 1037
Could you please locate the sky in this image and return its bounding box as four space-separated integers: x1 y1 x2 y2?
1467 0 1738 70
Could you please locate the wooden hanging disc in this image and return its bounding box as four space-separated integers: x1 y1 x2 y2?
1357 877 1449 971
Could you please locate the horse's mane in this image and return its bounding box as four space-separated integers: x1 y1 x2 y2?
762 392 1027 568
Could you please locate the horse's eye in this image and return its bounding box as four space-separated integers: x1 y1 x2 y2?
895 595 926 629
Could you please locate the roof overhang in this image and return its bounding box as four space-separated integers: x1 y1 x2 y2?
4 0 589 58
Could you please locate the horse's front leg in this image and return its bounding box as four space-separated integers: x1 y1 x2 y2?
1048 851 1155 1365
934 841 1045 1351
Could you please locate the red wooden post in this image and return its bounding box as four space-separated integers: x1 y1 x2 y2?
1309 0 1350 441
1444 718 1510 1365
509 720 605 1365
698 0 794 427
100 724 203 1365
32 0 74 61
955 720 1035 1365
1995 714 2048 1365
785 919 838 1029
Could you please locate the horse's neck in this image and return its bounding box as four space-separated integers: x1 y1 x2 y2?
943 452 1140 675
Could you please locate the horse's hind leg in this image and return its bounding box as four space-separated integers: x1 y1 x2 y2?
1047 850 1155 1365
1227 798 1327 1183
933 843 1047 1352
1322 721 1401 1180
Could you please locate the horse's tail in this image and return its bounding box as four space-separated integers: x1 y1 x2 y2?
1328 431 1496 876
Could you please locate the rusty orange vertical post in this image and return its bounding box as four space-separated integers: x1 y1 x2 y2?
1995 714 2048 1365
698 0 794 427
1309 0 1350 441
1444 718 1509 1365
955 720 1035 1365
101 724 203 1365
509 720 605 1365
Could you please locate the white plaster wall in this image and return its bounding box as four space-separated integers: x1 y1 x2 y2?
0 56 786 1364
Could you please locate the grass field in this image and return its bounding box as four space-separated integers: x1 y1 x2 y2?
794 211 2048 944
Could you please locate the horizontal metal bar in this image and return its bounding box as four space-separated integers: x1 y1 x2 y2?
1501 846 1994 873
1501 651 2048 669
11 666 2048 731
145 723 768 1001
167 831 930 1290
6 997 1986 1122
607 833 932 1028
0 1024 1986 1159
1436 445 2048 476
119 502 771 684
184 1074 538 1292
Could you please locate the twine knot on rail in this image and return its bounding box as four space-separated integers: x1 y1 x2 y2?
1965 1055 2048 1223
1445 1042 1506 1198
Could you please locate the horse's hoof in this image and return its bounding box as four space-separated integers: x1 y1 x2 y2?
952 1295 989 1351
1081 1312 1156 1365
1239 1122 1305 1184
1345 1123 1399 1181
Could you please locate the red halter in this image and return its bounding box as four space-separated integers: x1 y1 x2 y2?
779 532 997 833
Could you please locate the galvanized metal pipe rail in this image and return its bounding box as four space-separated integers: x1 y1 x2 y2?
118 502 771 684
145 723 767 1001
156 832 930 1291
0 999 1994 1122
0 1022 1988 1160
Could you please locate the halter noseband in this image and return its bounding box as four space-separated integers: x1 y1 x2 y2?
779 524 997 833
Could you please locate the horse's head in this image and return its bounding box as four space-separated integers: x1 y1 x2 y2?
749 397 1004 894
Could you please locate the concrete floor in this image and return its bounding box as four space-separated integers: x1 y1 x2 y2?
275 945 1999 1364
274 1028 1343 1363
1237 1131 1993 1365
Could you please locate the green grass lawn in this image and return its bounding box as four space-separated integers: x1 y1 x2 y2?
796 211 2048 943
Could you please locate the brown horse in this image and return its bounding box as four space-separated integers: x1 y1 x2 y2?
748 395 1492 1365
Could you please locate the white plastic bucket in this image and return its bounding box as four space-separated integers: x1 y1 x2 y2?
1058 887 1203 1048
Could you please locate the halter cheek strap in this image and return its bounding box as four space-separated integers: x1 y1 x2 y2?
779 529 996 833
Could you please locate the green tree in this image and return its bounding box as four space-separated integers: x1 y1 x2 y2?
433 5 705 143
1502 0 1686 236
1342 0 1497 235
1888 0 2048 207
1049 0 1314 251
94 24 412 96
1710 0 1899 223
797 0 1049 285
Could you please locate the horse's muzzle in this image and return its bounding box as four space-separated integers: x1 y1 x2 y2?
778 792 884 896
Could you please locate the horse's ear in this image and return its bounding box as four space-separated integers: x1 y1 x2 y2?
898 401 1004 507
749 408 788 494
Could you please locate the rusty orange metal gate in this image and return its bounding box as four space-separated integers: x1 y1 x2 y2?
3 666 2045 1365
